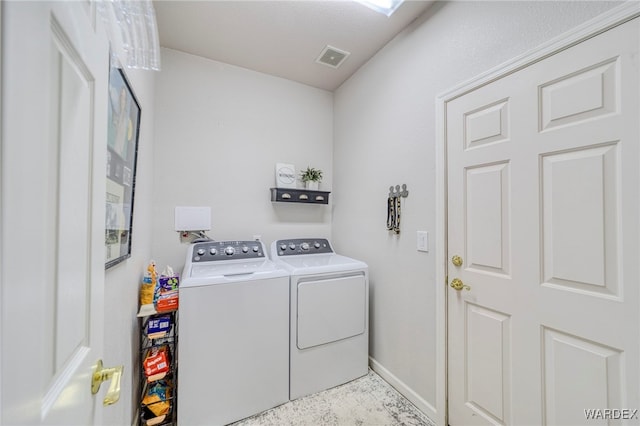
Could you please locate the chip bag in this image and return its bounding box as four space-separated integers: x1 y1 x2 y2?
156 267 179 312
143 345 170 381
140 261 157 306
142 380 172 417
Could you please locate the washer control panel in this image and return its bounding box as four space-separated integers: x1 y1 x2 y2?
191 240 264 262
275 238 333 256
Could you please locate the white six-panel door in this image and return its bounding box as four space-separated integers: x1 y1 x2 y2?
1 2 109 425
446 17 639 425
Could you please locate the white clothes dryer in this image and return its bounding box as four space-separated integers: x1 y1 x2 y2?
270 238 369 400
179 240 289 426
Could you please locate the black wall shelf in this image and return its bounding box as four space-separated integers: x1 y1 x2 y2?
270 187 331 204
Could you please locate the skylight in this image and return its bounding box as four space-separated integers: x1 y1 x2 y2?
356 0 405 17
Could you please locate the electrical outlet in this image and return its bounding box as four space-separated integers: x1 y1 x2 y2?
417 231 429 252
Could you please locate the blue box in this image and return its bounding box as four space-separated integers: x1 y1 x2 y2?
147 315 172 338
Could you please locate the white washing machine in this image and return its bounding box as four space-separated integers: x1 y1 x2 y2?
270 238 369 400
179 240 290 426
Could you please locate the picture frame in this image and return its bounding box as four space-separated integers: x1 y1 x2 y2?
275 163 297 189
105 66 141 269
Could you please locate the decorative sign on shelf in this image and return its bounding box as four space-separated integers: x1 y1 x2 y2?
275 163 297 189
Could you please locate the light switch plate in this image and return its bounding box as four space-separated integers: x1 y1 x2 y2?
417 231 429 252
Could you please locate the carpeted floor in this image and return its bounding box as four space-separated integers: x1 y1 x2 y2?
230 370 435 426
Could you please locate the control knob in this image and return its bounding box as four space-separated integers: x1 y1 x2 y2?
280 244 287 251
252 246 259 252
225 246 235 256
242 246 249 253
314 242 321 249
197 248 206 256
300 242 310 251
289 243 296 250
209 248 217 255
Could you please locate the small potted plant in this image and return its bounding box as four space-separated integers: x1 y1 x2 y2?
300 166 323 190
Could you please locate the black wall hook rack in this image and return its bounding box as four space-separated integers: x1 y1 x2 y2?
387 184 408 234
389 184 409 198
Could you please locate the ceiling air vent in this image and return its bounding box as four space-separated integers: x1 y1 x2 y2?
316 45 350 69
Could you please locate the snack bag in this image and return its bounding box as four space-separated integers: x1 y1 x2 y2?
143 345 170 381
142 380 172 417
140 261 157 306
156 290 179 312
156 266 179 312
146 315 172 339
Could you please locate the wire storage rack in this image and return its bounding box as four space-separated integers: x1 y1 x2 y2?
138 309 178 426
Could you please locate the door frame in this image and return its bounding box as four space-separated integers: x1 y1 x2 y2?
433 3 640 425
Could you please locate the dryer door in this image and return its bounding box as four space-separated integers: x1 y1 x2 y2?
297 273 366 349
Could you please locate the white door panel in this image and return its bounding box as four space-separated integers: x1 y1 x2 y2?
447 18 639 425
465 162 511 276
2 2 109 425
464 303 512 425
542 327 624 426
541 144 620 296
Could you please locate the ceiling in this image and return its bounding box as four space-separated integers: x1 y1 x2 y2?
153 0 434 91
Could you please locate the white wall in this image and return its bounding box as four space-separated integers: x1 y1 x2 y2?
103 67 156 426
151 48 333 271
332 0 620 420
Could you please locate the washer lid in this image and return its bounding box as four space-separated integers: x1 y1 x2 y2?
182 259 289 287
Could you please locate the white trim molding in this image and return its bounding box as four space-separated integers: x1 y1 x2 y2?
434 2 639 425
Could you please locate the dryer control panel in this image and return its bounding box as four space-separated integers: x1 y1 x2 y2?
274 238 333 256
191 240 265 262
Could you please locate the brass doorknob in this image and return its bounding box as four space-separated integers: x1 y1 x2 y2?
92 359 123 406
450 278 470 291
451 255 463 267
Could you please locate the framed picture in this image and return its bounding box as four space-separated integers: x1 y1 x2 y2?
105 66 141 269
275 163 296 189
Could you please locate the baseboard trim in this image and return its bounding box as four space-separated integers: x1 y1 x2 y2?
369 357 437 422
